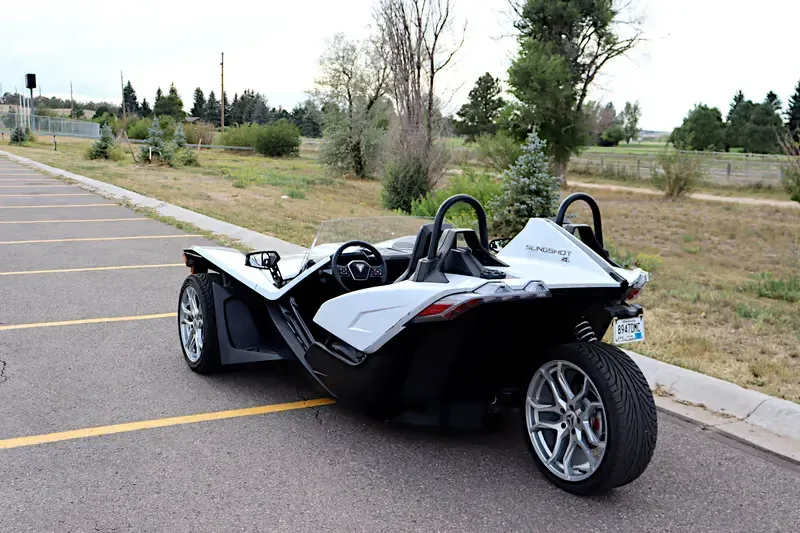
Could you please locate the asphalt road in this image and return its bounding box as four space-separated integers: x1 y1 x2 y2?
1 157 798 533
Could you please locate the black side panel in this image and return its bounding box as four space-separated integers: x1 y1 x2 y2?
212 284 286 365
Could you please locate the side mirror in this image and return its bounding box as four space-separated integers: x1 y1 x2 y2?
245 251 281 269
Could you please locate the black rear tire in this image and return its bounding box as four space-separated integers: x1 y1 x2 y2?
522 342 657 496
178 273 221 374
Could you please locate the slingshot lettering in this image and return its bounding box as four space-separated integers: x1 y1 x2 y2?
526 245 572 258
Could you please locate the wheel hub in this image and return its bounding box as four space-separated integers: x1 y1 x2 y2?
525 360 608 482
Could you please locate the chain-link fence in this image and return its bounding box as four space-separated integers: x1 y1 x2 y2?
0 112 100 139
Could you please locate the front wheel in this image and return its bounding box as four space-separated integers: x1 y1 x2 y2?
178 273 221 374
522 342 657 496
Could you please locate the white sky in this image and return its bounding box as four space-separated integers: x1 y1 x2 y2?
1 0 798 131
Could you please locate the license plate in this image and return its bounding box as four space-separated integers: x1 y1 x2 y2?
613 316 645 344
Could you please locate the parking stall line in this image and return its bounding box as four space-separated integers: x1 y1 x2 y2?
0 234 201 245
0 185 73 188
0 399 336 450
0 204 114 209
0 218 148 224
0 264 184 276
0 193 93 198
0 312 176 331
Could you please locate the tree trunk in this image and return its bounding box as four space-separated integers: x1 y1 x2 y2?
352 140 365 179
552 159 568 187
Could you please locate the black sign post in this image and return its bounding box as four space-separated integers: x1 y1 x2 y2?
25 74 36 129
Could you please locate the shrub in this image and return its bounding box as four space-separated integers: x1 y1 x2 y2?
174 123 187 148
410 171 501 229
218 123 261 147
184 122 215 146
490 129 561 237
9 127 32 145
382 156 430 212
87 124 117 160
746 273 800 303
173 147 198 166
155 115 177 142
127 118 151 140
254 119 301 157
93 112 122 135
476 132 523 173
321 110 386 179
651 150 705 198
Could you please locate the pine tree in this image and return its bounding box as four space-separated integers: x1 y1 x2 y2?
122 81 140 116
490 129 561 237
765 91 782 112
154 87 164 110
140 116 169 162
204 91 220 126
174 123 187 148
786 79 800 141
141 98 152 118
88 124 117 159
190 88 206 118
727 90 745 121
454 73 505 141
223 91 231 126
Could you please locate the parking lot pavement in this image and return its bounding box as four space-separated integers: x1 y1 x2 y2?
1 157 799 532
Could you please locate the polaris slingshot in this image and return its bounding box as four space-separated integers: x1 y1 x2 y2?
177 193 657 495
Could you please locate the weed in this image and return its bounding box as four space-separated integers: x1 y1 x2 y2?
745 273 800 303
286 189 306 199
683 234 696 242
683 245 701 254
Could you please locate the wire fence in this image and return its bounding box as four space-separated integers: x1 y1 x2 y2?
569 153 787 186
0 112 100 139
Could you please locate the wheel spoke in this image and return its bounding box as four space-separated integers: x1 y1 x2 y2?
562 438 577 478
542 371 568 410
576 436 599 470
531 420 562 432
574 375 589 403
546 429 568 465
556 362 575 401
581 420 606 448
528 398 560 413
180 301 192 317
190 294 200 317
196 330 203 351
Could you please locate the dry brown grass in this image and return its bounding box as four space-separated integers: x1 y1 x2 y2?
3 138 799 401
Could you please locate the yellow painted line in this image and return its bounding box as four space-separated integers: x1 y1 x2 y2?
0 312 176 331
0 204 112 209
0 234 201 245
0 398 336 450
0 193 91 197
0 217 147 224
0 184 72 188
0 263 184 276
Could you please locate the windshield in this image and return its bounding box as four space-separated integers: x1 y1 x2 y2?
303 216 436 264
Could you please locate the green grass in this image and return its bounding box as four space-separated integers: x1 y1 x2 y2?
744 273 800 303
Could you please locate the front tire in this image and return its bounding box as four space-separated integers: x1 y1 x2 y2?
522 342 657 496
178 273 221 374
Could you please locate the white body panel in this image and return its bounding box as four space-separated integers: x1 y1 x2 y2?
188 216 645 354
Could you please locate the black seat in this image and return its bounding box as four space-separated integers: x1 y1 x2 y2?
394 222 453 283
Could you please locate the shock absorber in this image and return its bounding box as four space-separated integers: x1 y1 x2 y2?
574 319 597 342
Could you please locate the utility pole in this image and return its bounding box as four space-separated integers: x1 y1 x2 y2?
120 70 126 121
220 52 225 132
70 82 74 119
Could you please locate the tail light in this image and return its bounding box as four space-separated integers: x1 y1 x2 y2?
414 281 551 323
626 270 650 301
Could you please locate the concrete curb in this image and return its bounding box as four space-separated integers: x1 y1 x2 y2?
3 151 798 454
628 351 800 443
0 150 306 257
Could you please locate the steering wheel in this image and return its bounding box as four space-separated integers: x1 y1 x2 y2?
330 240 388 292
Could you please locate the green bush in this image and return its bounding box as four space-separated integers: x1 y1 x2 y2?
218 123 262 147
746 273 800 303
490 129 561 237
127 118 151 140
410 171 501 229
779 136 800 203
184 122 215 145
93 112 122 135
10 127 32 145
173 147 198 166
87 124 117 160
476 132 522 173
254 120 301 157
651 150 706 198
382 156 430 212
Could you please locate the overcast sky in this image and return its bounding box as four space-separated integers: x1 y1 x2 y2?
1 0 798 131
